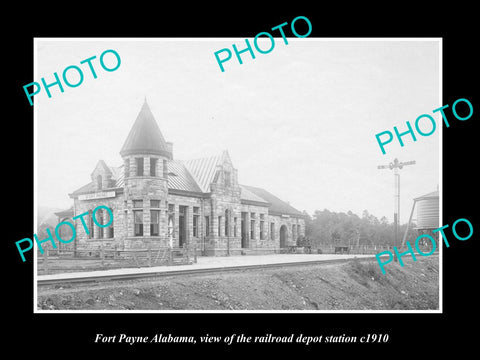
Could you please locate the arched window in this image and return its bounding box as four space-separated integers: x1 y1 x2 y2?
97 175 102 190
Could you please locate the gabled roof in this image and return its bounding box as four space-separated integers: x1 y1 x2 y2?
167 160 203 193
414 190 439 201
70 181 96 195
183 155 222 193
70 160 203 196
240 185 270 205
108 165 124 188
241 185 303 216
120 100 172 159
70 148 303 217
90 160 112 177
70 165 124 196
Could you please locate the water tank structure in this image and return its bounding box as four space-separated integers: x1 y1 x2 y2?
414 190 439 230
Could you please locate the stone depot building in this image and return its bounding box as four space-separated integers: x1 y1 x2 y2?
62 100 305 256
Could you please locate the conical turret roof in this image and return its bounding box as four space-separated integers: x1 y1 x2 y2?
120 100 172 159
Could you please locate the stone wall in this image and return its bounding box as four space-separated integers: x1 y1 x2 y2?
268 214 306 248
164 193 203 249
71 192 306 256
122 153 169 249
70 152 306 257
73 195 124 250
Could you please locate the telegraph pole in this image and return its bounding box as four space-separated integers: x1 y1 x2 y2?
377 158 416 261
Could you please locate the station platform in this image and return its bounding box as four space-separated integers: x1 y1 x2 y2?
36 253 376 283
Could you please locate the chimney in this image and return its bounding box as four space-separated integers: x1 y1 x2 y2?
166 142 173 159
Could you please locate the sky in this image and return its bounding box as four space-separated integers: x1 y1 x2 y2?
35 38 440 224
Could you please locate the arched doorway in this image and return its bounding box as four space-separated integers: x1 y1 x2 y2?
280 225 288 248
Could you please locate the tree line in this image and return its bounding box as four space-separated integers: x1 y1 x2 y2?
302 209 417 248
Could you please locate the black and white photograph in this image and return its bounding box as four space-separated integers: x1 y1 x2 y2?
34 38 441 312
6 6 478 356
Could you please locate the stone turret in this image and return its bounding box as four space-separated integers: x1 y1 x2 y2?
120 99 172 245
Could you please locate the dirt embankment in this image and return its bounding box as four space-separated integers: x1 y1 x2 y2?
37 256 439 311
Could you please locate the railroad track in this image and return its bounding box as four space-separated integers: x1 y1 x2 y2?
37 256 378 287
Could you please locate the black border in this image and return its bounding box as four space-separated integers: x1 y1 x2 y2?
6 5 478 355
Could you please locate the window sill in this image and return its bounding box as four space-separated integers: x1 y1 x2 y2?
126 236 164 240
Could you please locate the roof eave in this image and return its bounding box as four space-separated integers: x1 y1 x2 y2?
269 210 305 218
69 187 124 199
120 149 172 159
240 199 271 207
168 189 208 198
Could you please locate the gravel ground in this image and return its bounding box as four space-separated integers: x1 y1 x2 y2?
37 256 439 311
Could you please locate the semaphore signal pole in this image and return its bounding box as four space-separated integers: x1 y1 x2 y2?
377 158 416 261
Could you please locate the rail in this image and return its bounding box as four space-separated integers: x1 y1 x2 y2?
37 256 381 287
